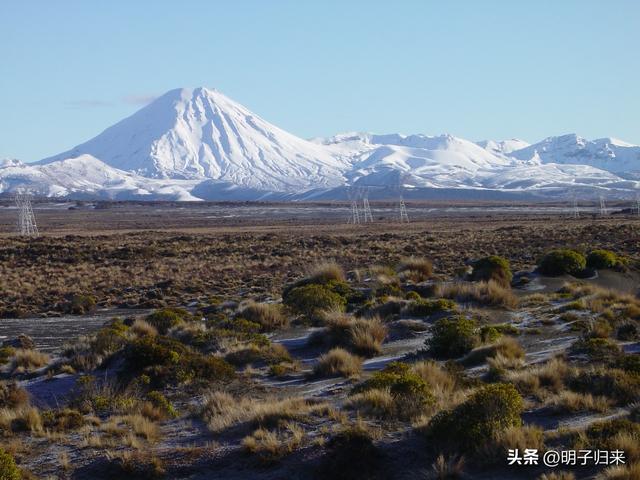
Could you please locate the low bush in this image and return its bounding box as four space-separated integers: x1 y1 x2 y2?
353 362 434 419
0 448 20 480
617 323 638 341
425 383 524 454
571 337 621 362
405 298 456 317
284 284 347 319
42 408 85 431
427 316 478 359
538 249 586 276
568 367 640 405
461 337 525 367
471 256 512 287
313 348 362 378
318 424 386 480
145 308 191 334
586 249 619 270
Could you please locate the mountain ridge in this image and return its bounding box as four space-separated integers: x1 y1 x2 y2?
2 87 640 200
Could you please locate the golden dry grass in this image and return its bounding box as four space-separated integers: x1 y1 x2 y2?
202 391 328 433
10 349 50 372
313 348 362 378
438 280 518 308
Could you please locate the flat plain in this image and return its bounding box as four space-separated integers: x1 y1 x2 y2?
0 202 638 480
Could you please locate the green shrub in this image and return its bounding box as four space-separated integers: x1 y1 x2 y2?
586 249 619 269
284 284 347 318
123 336 235 385
479 325 501 343
147 391 178 418
353 362 434 419
406 298 456 317
571 337 621 362
93 318 129 355
42 408 84 431
617 323 638 341
471 256 512 287
145 308 190 334
427 316 478 359
70 294 97 314
319 425 385 480
538 250 586 276
0 448 20 480
425 383 524 453
615 354 640 376
405 291 421 301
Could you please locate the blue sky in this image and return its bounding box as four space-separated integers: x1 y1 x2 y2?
1 0 639 162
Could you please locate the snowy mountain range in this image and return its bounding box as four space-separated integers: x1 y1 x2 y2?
1 87 639 201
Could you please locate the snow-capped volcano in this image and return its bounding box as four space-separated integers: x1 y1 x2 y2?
40 87 347 191
1 87 640 200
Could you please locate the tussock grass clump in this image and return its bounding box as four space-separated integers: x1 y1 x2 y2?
0 406 43 433
596 463 640 480
545 391 611 414
312 348 362 378
575 419 640 463
10 348 50 372
571 337 621 362
427 316 478 359
506 358 568 397
471 255 512 287
202 391 327 433
0 382 29 409
438 280 518 308
225 343 292 367
425 383 524 454
307 262 346 284
538 249 586 276
130 319 158 338
397 257 433 282
479 425 544 466
346 389 395 418
242 422 305 464
430 454 465 479
312 312 387 357
238 301 288 331
462 336 525 366
538 472 576 480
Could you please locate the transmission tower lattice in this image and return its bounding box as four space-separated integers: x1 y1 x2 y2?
15 193 39 237
636 195 640 217
398 196 409 223
572 196 579 219
348 200 361 224
362 196 373 223
599 196 608 217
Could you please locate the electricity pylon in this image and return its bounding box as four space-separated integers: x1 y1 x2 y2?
398 196 409 223
362 192 373 223
15 193 39 237
599 196 608 217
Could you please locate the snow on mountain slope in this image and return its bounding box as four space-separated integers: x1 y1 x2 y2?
510 134 640 176
0 155 201 200
40 87 347 191
2 87 640 201
477 139 530 156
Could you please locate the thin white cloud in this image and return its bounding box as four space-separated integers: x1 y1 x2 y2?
122 94 158 106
